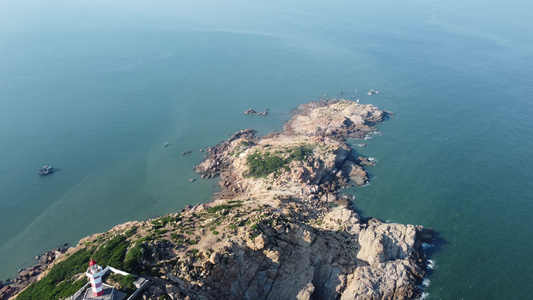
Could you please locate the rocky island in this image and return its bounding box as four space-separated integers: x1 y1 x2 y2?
4 99 433 300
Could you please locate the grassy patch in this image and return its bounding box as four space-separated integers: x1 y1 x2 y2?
108 273 137 290
205 202 242 214
171 233 186 245
91 235 129 271
125 226 138 237
245 151 287 177
17 248 93 300
151 215 180 229
291 145 314 160
123 243 145 272
154 229 168 235
245 145 314 177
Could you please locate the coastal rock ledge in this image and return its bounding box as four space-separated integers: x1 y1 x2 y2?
7 99 433 300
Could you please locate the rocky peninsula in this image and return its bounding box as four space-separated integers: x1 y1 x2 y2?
5 99 433 300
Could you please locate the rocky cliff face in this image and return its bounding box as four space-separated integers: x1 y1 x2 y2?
7 99 432 300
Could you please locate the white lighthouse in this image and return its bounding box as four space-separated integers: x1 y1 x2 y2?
86 259 104 297
70 258 146 300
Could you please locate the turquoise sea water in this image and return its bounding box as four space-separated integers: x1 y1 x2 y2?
1 0 533 298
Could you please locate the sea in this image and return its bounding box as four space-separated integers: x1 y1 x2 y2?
1 0 533 298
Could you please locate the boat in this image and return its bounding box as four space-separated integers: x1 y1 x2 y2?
38 165 54 176
164 142 169 147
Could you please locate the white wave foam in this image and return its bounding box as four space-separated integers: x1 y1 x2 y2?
422 278 431 287
364 131 382 140
422 242 434 250
427 259 436 269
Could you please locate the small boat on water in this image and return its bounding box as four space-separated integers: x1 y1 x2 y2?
38 165 54 176
164 142 169 147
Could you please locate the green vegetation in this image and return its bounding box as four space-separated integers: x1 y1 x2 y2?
125 226 138 237
154 229 168 235
123 243 145 272
170 233 188 246
189 249 200 258
238 219 252 227
134 236 151 244
18 231 149 300
16 248 92 300
245 151 287 177
151 215 180 229
231 141 252 157
91 235 130 271
291 145 314 160
245 145 314 178
109 273 137 290
205 201 243 214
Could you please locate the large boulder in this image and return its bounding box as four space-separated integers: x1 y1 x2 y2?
341 160 369 186
357 220 417 266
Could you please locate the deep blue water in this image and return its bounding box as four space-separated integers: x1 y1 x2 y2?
1 0 533 298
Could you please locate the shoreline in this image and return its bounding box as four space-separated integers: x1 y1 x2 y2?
3 98 434 300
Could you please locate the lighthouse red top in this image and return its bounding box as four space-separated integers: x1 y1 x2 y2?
89 259 97 266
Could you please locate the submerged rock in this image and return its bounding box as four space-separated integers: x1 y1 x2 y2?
244 108 269 116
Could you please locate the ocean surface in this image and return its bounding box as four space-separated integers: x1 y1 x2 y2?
1 0 533 298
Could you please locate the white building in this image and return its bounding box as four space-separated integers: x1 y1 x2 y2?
70 261 147 300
